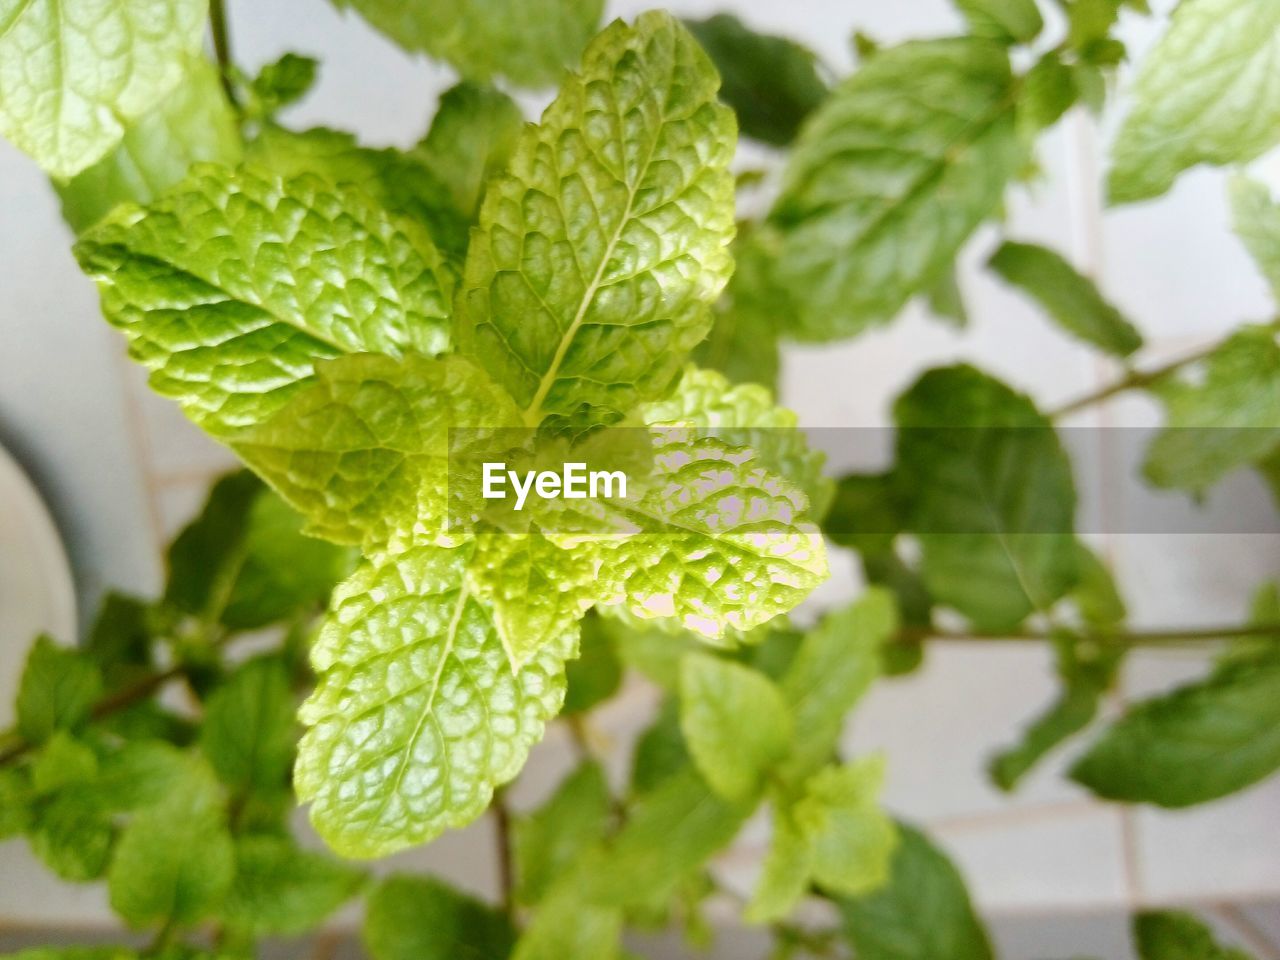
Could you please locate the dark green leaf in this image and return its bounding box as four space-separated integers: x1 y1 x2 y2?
224 835 366 935
199 655 296 794
247 53 319 118
364 874 515 960
562 613 623 715
1133 910 1255 960
631 698 690 796
84 592 154 679
685 14 828 145
515 761 611 905
164 471 259 622
16 636 103 744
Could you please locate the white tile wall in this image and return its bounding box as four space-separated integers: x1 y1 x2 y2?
1 0 1277 941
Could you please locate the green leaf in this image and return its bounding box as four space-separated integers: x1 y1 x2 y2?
512 887 620 960
364 874 515 960
246 53 319 119
84 592 154 680
200 655 296 795
955 0 1043 43
562 612 623 714
796 757 897 897
17 636 103 744
329 0 602 88
107 756 234 927
1133 911 1255 960
631 698 690 796
458 11 736 428
0 768 34 839
164 470 259 621
31 731 98 794
838 823 994 960
223 835 366 936
1018 52 1078 135
679 653 793 802
418 82 523 218
1108 0 1280 204
641 365 834 517
778 590 896 781
988 241 1142 357
684 14 828 146
75 166 453 437
0 0 207 177
235 352 519 551
246 124 469 260
1071 649 1280 806
295 543 573 857
515 761 611 905
1230 177 1280 303
1143 325 1280 492
56 56 241 234
990 631 1123 791
744 802 813 923
894 366 1079 631
1069 543 1127 628
28 793 114 882
926 268 969 330
767 38 1023 339
692 293 781 392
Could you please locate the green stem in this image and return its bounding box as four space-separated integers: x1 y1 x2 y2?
209 0 237 106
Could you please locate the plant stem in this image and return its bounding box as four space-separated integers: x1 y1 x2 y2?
491 787 516 914
899 622 1280 647
208 0 237 105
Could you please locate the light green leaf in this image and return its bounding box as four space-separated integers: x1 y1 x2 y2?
778 590 896 781
838 823 994 960
295 543 573 857
1070 543 1127 628
17 636 103 744
512 887 620 960
514 761 612 905
1108 0 1280 204
246 124 469 260
224 835 366 936
641 365 833 517
107 756 234 927
1143 325 1280 492
744 803 813 924
329 0 602 88
235 352 520 551
418 82 523 218
684 13 828 146
28 794 114 882
245 53 319 119
562 612 623 714
1231 177 1280 302
1133 911 1255 960
75 166 453 436
894 366 1079 631
200 655 295 795
55 56 241 233
364 874 516 960
679 653 792 803
1071 649 1280 807
1018 52 1078 135
955 0 1043 43
458 11 736 429
988 241 1142 357
31 731 97 794
767 38 1023 339
926 268 969 330
0 768 33 839
797 758 897 897
0 0 207 178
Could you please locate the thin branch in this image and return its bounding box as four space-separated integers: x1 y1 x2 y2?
491 787 516 914
898 622 1280 647
208 0 238 106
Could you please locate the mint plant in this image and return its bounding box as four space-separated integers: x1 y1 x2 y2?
1 0 1279 957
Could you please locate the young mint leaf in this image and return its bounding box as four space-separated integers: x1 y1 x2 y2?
417 82 523 218
17 636 103 744
329 0 602 88
684 14 828 146
1133 911 1256 960
1230 177 1280 302
777 590 896 782
1071 650 1280 807
55 56 242 233
511 887 621 960
458 11 736 428
1018 52 1078 136
364 874 516 960
1069 542 1127 628
246 124 469 261
988 241 1142 357
641 365 834 517
223 835 366 936
107 755 234 927
767 38 1023 339
1109 0 1280 204
679 653 792 803
796 757 897 897
200 655 295 795
31 731 98 794
75 166 453 437
955 0 1044 44
235 352 520 551
838 823 994 960
246 53 319 119
164 470 259 622
0 0 206 177
295 543 572 857
894 366 1079 631
562 612 623 714
1143 325 1280 493
744 801 813 923
514 761 612 905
